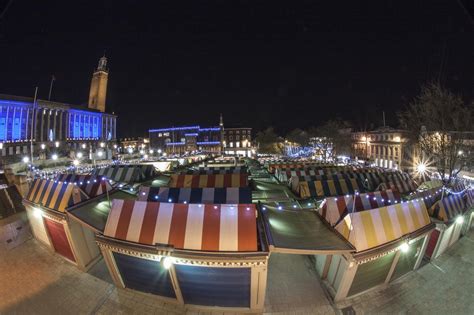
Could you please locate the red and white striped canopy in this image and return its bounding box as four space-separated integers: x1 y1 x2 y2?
104 200 258 252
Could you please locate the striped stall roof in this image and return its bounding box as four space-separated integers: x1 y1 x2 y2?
94 164 157 183
318 189 402 227
180 168 247 175
137 187 252 204
168 174 248 188
335 200 431 252
429 194 466 222
408 187 443 210
296 178 366 199
26 179 89 212
55 174 113 198
466 188 474 208
104 200 258 251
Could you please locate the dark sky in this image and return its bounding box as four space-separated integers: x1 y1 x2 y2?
0 0 473 137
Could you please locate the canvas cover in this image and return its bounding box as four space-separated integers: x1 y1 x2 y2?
94 164 156 183
137 186 252 204
55 174 113 198
26 179 89 212
335 199 431 252
169 174 248 188
104 199 258 251
429 193 466 222
296 178 365 199
318 189 401 227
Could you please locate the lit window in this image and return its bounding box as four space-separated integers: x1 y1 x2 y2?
236 142 240 148
230 142 233 147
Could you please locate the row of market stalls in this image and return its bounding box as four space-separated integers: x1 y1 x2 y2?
21 157 474 311
23 160 268 312
256 158 474 302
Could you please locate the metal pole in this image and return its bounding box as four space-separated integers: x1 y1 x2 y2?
30 87 38 166
48 75 55 101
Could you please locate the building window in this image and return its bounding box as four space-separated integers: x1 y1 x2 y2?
229 142 233 148
236 135 240 140
229 136 233 140
236 142 240 148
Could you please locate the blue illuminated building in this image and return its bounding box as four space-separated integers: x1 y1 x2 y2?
149 123 223 155
0 94 116 158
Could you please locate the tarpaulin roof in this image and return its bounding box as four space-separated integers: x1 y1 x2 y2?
25 179 89 212
169 174 248 188
466 188 474 208
408 187 443 210
429 194 466 222
335 200 431 252
296 178 366 199
318 189 401 227
104 200 258 251
137 187 252 204
55 174 113 198
180 168 247 175
260 205 353 254
94 164 157 183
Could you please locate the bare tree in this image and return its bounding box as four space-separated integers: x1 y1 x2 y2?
399 82 473 185
255 127 284 154
310 120 352 160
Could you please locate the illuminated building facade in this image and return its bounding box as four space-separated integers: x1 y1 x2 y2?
149 125 222 155
0 56 116 161
351 126 413 171
223 127 254 157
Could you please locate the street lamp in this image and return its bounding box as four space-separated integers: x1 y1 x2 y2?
97 151 103 157
82 143 87 149
40 143 46 150
55 141 60 148
73 159 79 166
77 152 83 159
52 154 58 160
22 156 29 164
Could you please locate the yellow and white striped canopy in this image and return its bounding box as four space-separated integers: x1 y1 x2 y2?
335 199 431 252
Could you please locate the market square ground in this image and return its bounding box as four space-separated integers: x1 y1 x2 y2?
1 212 473 314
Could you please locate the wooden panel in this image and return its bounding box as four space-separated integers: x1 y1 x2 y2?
113 252 176 298
175 265 250 307
44 218 76 262
348 251 396 297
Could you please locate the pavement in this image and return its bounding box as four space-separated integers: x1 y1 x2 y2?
1 213 473 314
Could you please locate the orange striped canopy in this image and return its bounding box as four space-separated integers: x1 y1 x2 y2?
104 200 258 252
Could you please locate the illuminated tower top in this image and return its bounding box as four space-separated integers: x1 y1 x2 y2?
88 55 109 112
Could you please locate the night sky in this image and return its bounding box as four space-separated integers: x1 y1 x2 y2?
0 1 472 137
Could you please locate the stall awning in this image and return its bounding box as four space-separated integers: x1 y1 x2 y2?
408 187 443 209
55 174 113 198
137 187 252 204
94 164 157 183
296 178 365 199
318 189 401 227
104 200 258 251
25 179 89 212
168 174 248 188
429 194 466 222
466 189 474 208
260 205 353 254
335 199 431 252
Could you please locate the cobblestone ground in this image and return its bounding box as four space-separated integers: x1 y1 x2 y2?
1 213 473 315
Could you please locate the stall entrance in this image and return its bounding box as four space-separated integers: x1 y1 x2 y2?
44 219 76 262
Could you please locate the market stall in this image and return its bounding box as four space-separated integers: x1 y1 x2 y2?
97 200 268 312
320 199 433 301
425 193 468 259
23 178 102 270
295 178 365 199
137 186 252 204
55 174 113 198
168 174 248 188
94 164 157 183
